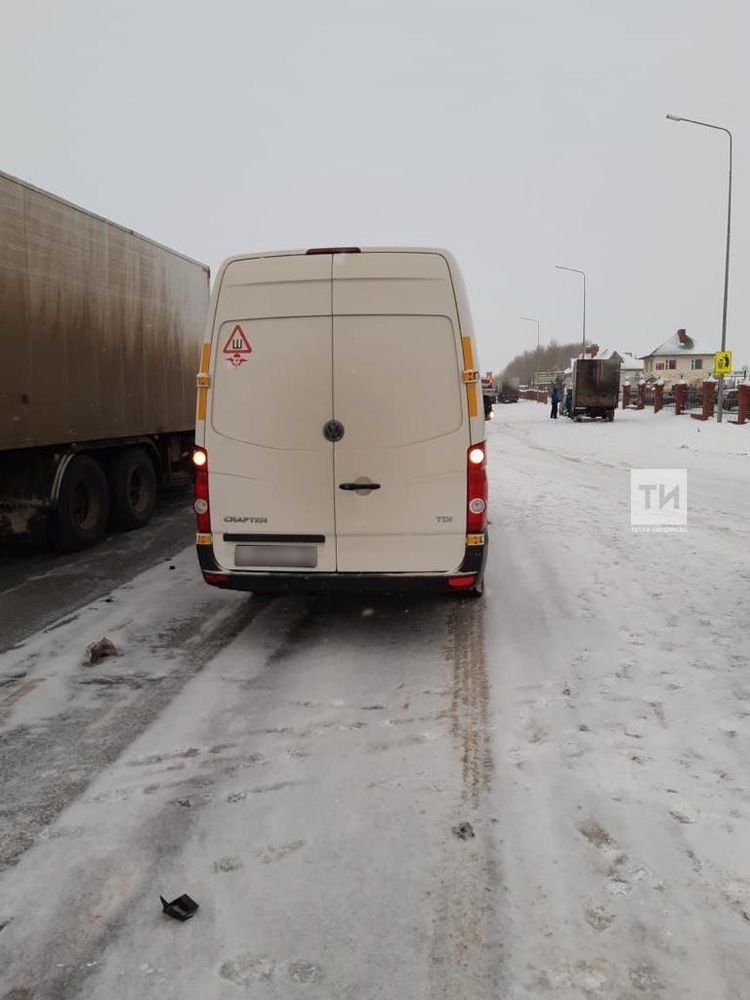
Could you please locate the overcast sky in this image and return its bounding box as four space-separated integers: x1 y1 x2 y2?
2 0 748 372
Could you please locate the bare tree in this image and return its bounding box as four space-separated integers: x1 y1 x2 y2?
502 341 582 385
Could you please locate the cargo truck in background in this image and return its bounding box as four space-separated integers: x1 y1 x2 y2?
0 171 210 549
495 375 520 403
570 358 620 421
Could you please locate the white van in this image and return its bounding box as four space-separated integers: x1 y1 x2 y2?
193 247 487 595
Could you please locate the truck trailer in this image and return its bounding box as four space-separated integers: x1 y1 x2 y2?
570 358 620 421
0 171 210 548
495 375 520 403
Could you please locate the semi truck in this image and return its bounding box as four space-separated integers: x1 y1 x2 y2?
570 358 620 421
0 171 210 548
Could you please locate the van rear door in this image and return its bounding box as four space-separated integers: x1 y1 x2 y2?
207 253 336 572
331 252 469 573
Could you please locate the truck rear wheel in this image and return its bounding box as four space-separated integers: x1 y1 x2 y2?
55 454 110 550
109 447 157 531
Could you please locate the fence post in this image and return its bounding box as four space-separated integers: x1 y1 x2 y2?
622 381 630 409
703 378 717 419
654 380 664 413
736 382 750 425
636 380 646 410
674 381 687 416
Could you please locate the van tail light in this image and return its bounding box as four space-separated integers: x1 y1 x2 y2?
467 443 488 534
192 448 211 533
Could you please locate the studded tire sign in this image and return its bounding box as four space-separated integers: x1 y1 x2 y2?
222 324 252 367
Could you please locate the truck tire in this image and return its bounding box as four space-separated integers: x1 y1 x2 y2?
54 454 110 550
109 447 157 531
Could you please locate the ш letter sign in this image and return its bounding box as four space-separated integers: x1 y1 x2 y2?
222 324 252 367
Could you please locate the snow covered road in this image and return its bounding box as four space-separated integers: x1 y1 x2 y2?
1 402 749 999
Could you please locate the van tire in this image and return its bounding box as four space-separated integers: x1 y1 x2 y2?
54 454 110 550
109 447 157 531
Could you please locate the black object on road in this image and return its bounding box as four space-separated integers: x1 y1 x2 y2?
160 894 199 921
452 821 475 840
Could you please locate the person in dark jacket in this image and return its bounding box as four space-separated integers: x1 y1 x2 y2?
550 383 559 419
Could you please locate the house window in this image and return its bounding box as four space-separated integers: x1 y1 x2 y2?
665 359 677 370
655 362 664 371
691 359 703 370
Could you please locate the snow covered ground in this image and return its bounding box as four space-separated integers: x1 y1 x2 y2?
484 402 750 998
0 400 749 999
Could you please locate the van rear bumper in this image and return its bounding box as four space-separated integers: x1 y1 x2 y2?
196 538 487 594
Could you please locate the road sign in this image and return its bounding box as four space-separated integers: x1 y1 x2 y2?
222 324 252 367
714 350 732 375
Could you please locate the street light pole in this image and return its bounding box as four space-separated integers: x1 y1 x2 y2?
521 316 540 350
555 265 586 358
666 113 733 423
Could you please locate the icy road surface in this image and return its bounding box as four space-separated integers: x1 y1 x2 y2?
1 402 749 999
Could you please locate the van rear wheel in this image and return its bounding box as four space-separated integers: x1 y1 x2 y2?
54 454 110 550
109 447 157 531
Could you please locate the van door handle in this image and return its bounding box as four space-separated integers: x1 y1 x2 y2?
339 482 381 491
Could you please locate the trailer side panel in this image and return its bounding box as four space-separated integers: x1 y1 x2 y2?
0 172 209 451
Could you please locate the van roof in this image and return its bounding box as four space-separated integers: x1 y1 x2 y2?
221 247 457 264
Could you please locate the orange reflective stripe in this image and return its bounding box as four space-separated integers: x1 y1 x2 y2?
196 343 211 421
196 388 207 420
462 337 479 417
199 342 211 372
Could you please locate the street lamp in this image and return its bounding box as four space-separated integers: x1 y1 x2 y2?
521 316 540 350
555 265 586 359
666 113 733 422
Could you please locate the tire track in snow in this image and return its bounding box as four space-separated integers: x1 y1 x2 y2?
449 600 494 805
429 598 504 999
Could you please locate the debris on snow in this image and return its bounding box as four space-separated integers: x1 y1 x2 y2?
83 637 118 665
452 821 475 840
160 893 199 921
